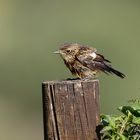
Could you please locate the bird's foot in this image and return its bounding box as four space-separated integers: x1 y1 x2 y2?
66 77 80 81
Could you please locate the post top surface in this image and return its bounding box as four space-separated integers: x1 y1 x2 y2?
42 79 99 85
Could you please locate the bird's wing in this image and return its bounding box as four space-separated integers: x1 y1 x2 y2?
95 53 111 63
76 51 111 74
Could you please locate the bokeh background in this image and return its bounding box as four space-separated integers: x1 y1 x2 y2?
0 0 140 140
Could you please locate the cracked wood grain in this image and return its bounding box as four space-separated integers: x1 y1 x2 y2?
42 80 100 140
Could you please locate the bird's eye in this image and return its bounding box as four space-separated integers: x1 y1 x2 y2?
66 50 71 53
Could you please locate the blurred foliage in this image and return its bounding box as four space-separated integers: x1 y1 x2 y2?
0 0 140 140
100 100 140 139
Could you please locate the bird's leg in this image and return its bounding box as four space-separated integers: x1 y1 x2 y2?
81 74 97 81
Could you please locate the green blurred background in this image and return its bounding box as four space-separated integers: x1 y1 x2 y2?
0 0 140 139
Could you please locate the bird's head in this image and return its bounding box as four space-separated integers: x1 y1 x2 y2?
54 43 80 62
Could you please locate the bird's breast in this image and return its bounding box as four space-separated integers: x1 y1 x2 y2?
63 59 97 78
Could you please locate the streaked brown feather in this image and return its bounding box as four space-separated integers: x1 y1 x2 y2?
56 43 126 79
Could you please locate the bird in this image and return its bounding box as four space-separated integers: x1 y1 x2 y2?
54 43 126 79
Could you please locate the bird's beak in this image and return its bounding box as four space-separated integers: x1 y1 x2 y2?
53 50 60 54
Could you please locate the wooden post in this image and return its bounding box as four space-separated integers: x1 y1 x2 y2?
42 80 100 140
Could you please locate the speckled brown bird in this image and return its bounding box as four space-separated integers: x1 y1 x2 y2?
54 43 126 79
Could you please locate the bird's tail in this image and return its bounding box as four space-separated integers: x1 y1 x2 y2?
104 64 126 79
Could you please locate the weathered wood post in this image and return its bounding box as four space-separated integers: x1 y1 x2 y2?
42 79 100 140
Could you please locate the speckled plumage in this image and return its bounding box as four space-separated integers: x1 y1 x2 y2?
55 43 126 79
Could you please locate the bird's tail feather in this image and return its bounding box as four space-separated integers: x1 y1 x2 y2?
104 64 126 79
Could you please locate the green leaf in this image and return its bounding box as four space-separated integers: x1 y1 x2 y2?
101 126 113 132
117 133 127 140
100 100 140 140
118 106 140 117
127 110 133 122
132 117 140 124
101 115 116 128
